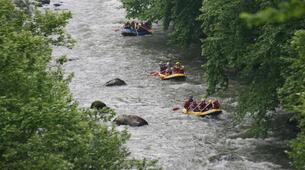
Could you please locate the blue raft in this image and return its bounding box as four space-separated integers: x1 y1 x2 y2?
121 28 152 36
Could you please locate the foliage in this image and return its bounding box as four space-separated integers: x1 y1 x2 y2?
240 0 305 168
0 1 159 169
121 0 203 46
280 30 305 170
199 0 257 94
126 159 161 170
289 132 305 169
240 0 305 27
121 0 164 21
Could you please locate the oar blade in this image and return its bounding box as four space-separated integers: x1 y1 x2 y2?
172 107 180 111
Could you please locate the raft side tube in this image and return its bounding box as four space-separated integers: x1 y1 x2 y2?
182 108 222 116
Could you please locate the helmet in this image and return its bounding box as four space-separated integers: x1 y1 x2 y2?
176 62 180 65
208 99 212 103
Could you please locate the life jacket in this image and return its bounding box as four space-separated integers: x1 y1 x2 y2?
179 67 185 74
173 66 179 74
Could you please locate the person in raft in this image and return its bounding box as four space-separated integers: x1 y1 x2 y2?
159 62 167 74
204 99 220 110
164 62 172 75
130 21 136 30
165 67 172 75
212 99 220 109
124 21 131 29
173 62 185 74
184 96 194 111
198 98 207 111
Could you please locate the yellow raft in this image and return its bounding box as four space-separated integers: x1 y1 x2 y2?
159 73 187 80
182 108 222 116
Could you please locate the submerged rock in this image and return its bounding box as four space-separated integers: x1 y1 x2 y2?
40 0 50 5
53 3 61 7
90 100 107 110
113 114 148 127
104 78 126 86
208 153 243 163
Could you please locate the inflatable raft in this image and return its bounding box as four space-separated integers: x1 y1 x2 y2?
121 28 151 36
158 73 187 80
182 108 222 117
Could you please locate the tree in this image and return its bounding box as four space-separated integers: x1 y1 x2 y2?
0 1 153 169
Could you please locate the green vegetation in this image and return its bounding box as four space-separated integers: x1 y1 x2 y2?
122 0 305 168
0 1 159 169
241 1 305 169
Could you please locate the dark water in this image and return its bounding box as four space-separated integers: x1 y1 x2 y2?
52 0 291 169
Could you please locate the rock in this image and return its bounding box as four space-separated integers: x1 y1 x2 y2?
53 3 61 7
68 58 79 61
90 100 107 110
113 115 148 127
104 78 126 86
40 0 50 5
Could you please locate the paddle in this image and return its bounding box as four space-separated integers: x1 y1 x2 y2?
172 107 180 111
139 25 155 33
172 102 198 112
150 71 160 76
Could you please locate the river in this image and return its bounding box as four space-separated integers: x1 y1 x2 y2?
52 0 291 169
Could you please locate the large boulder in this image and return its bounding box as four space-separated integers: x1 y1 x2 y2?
104 78 127 86
113 115 148 127
90 100 107 110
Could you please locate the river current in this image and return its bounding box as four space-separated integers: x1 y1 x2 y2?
52 0 290 169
